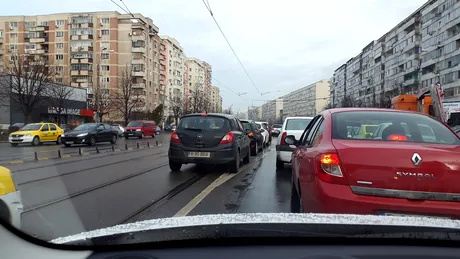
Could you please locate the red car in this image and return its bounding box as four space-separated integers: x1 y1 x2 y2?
287 108 460 218
123 120 156 139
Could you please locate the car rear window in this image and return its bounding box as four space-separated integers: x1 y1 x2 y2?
178 116 231 131
241 121 252 131
332 111 460 145
285 118 312 130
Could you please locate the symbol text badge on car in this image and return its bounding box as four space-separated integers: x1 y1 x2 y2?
197 134 203 139
411 153 422 166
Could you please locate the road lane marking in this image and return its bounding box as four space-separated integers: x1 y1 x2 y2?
38 157 49 161
174 160 257 217
61 155 71 158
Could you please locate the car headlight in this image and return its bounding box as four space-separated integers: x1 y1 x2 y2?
135 129 141 131
77 133 88 137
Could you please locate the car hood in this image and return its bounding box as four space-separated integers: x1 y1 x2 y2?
51 213 460 244
125 127 141 130
64 130 91 135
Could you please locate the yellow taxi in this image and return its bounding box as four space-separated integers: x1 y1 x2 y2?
0 166 23 229
9 122 64 147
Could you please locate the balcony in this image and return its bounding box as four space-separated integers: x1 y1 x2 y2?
131 59 145 65
71 34 93 40
132 70 146 77
160 70 165 75
71 82 91 88
71 46 93 52
27 49 45 55
132 46 146 53
132 35 145 41
71 58 93 63
29 26 49 32
132 83 146 89
71 70 91 76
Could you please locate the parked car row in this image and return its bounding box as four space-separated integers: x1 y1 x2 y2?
8 120 160 147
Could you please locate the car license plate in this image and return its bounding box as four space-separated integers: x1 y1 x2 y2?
12 137 20 140
188 152 210 158
65 141 73 145
381 212 448 219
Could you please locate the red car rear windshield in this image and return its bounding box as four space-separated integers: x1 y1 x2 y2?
331 111 460 145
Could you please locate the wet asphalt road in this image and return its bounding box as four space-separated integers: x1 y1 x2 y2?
3 136 292 241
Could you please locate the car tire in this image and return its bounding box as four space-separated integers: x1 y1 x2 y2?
56 136 61 145
88 136 96 146
152 133 155 138
276 158 284 170
31 136 40 146
139 133 144 139
251 142 258 156
229 151 240 173
290 182 301 213
10 143 18 147
169 159 182 171
110 134 117 144
243 145 250 163
258 140 263 151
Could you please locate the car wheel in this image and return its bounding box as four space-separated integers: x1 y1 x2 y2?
290 182 301 213
169 159 182 171
229 151 240 173
10 143 18 147
276 158 284 170
88 136 96 146
251 142 258 156
152 133 155 138
258 140 263 151
110 134 117 144
56 136 61 145
243 145 250 163
31 136 40 146
139 133 144 139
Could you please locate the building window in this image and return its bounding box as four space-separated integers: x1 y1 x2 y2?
101 41 110 49
101 18 110 23
56 20 64 26
102 77 110 83
56 31 64 37
9 22 18 28
102 65 109 71
56 54 64 60
101 30 109 35
101 53 109 59
56 66 64 74
56 78 63 83
56 43 64 49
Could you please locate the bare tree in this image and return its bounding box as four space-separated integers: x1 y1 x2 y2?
111 65 145 125
340 95 355 108
168 92 184 125
0 55 56 123
222 105 233 115
322 102 334 111
45 83 74 125
188 89 213 113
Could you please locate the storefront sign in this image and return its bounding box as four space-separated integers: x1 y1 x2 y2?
48 107 81 115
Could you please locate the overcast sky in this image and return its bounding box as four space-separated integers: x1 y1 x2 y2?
2 0 428 112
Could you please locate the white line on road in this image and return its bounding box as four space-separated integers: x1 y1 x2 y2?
174 150 271 217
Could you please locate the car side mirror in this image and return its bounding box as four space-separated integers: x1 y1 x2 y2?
284 135 298 146
245 129 251 134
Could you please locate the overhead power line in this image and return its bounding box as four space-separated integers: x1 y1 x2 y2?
212 77 244 99
202 0 261 95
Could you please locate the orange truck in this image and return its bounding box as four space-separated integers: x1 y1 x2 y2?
391 85 446 123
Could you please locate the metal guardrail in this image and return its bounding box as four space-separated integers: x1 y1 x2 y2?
0 140 164 165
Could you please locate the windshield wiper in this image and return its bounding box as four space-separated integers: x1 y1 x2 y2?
182 128 202 131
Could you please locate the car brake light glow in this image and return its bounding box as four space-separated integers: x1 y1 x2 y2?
248 131 254 137
171 131 181 143
200 113 208 116
280 132 287 145
220 131 234 144
388 135 407 141
315 153 347 185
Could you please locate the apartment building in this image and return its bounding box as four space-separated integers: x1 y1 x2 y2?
345 55 361 101
185 57 205 93
261 98 283 124
330 64 347 107
208 85 222 113
0 11 162 115
160 35 185 117
330 0 460 107
282 80 330 117
202 61 212 91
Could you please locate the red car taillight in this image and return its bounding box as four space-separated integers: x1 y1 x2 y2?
220 131 234 144
315 153 347 185
171 131 181 143
280 132 288 145
388 135 407 141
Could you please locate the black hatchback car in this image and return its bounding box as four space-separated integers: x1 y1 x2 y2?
61 123 118 147
168 113 251 173
240 119 264 155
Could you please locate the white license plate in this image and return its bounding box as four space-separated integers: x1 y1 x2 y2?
65 141 73 144
188 152 210 158
382 213 448 219
12 137 20 140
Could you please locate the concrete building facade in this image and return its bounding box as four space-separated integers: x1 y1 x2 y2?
282 80 330 117
261 98 283 124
